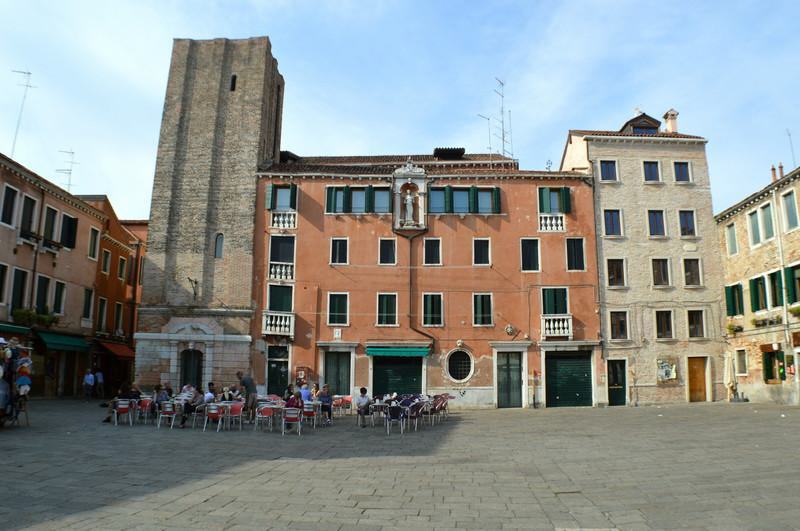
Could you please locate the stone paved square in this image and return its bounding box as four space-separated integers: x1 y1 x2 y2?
2 401 800 530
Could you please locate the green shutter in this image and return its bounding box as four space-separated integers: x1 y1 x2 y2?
468 186 478 213
269 185 277 210
543 289 555 314
736 284 744 315
785 267 797 304
444 186 453 213
749 278 759 312
725 286 735 317
492 187 501 214
539 187 551 214
343 186 352 213
423 295 431 323
265 184 274 210
763 352 774 381
325 187 335 213
555 289 567 314
365 185 375 213
771 271 784 306
560 187 571 213
289 183 298 209
474 295 482 323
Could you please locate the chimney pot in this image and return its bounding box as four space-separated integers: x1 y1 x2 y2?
771 165 777 182
779 163 785 179
663 108 679 133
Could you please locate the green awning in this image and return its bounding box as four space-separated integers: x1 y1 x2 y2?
37 331 89 352
366 346 430 357
0 323 31 335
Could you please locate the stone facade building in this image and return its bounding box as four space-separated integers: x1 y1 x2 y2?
561 111 726 404
715 164 800 404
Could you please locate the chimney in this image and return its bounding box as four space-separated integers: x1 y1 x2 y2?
779 163 785 179
663 108 679 133
771 165 777 182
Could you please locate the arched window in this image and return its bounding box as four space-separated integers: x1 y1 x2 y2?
214 233 224 258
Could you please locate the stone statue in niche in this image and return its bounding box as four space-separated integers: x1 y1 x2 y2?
403 190 415 224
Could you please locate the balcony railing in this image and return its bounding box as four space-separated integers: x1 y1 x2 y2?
270 211 297 230
538 213 565 232
263 310 295 337
541 314 573 340
269 262 294 281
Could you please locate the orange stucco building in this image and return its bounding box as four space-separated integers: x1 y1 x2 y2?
256 151 602 407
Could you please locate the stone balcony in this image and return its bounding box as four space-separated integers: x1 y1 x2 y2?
262 311 295 337
268 262 294 281
270 211 297 230
538 213 565 232
541 314 573 340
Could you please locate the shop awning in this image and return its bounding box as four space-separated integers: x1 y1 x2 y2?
37 331 89 352
0 323 31 335
366 346 430 357
97 340 135 359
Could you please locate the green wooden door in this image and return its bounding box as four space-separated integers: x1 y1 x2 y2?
546 353 592 407
607 359 626 406
267 346 289 395
373 357 422 396
497 352 523 408
325 351 351 395
180 349 203 389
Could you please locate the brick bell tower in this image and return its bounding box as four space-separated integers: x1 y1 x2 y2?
135 37 284 389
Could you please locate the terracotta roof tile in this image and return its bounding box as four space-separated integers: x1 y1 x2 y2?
569 130 705 140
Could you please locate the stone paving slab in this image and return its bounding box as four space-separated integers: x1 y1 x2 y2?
1 400 799 530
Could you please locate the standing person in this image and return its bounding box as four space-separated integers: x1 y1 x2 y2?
355 387 372 428
300 384 313 402
83 369 95 401
236 371 258 423
94 369 105 399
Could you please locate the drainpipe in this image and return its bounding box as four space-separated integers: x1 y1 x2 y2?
406 230 435 348
772 188 798 402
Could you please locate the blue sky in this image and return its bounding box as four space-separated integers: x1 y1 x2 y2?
1 0 798 219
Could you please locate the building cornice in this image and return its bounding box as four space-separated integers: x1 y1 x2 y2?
101 233 134 254
583 135 707 145
257 172 592 183
715 167 800 223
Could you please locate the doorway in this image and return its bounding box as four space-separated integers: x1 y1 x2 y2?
267 346 289 395
607 359 626 406
688 357 707 402
497 352 523 408
180 349 203 389
324 351 351 396
373 356 422 396
545 352 592 407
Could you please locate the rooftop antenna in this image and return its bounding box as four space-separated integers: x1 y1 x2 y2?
493 78 513 158
11 70 36 158
56 150 79 192
477 114 492 168
508 109 514 158
788 129 797 169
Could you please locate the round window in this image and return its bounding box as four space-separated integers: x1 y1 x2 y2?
447 350 473 382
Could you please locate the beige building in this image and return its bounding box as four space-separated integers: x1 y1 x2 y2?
715 163 800 404
561 111 726 405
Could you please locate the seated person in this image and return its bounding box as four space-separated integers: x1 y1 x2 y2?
179 388 205 428
101 382 139 423
285 390 303 410
356 387 372 428
318 384 333 425
283 384 295 401
203 386 216 403
311 383 321 400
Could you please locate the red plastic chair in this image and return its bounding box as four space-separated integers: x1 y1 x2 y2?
114 399 133 426
254 404 276 432
136 398 153 424
156 401 178 429
282 407 302 436
203 404 225 432
226 402 245 431
302 402 317 429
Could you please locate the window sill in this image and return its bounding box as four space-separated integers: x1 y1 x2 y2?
652 285 674 290
377 263 397 267
423 264 443 267
607 285 628 290
674 181 694 185
521 270 541 273
609 338 631 343
567 269 587 273
735 373 748 377
327 323 350 328
688 337 708 341
655 338 677 343
684 285 705 289
648 235 669 240
643 181 664 185
598 180 620 184
473 264 492 268
603 235 625 240
375 324 399 328
423 324 444 328
472 324 495 328
430 213 506 217
329 263 349 267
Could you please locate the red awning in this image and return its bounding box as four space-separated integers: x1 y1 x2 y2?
98 341 135 359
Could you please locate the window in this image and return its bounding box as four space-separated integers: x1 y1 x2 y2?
679 210 696 237
88 227 100 259
10 269 27 312
429 189 446 213
97 297 108 332
604 209 622 236
374 188 391 213
783 190 799 231
1 185 18 226
643 161 660 182
655 310 674 339
43 206 58 246
607 259 626 287
735 349 748 376
633 126 658 134
114 302 124 333
542 288 568 314
761 203 775 240
725 284 745 316
763 351 786 382
423 293 443 326
447 350 472 381
566 238 584 271
377 293 397 326
473 293 492 326
473 238 490 266
270 235 295 264
214 233 224 258
53 281 65 315
268 284 293 312
330 238 348 265
538 187 571 214
423 238 441 266
750 276 768 311
609 311 628 340
101 250 111 274
453 189 469 213
59 213 78 249
683 259 702 286
748 211 761 245
674 161 691 182
687 310 705 338
0 263 6 303
786 265 800 305
599 160 617 181
648 210 666 237
273 186 294 212
328 293 348 326
229 74 237 91
725 223 738 255
82 288 93 319
428 186 501 214
652 259 670 287
378 238 396 265
20 195 37 238
118 257 127 280
520 239 539 272
350 188 366 213
477 189 493 214
332 188 345 213
768 271 783 308
35 275 50 314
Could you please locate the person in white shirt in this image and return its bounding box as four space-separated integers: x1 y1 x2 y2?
204 382 216 403
94 370 105 398
355 387 372 428
83 369 95 401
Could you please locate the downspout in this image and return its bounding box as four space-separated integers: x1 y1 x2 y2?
407 230 435 348
771 188 797 402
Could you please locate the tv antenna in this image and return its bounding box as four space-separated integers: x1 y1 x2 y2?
56 150 79 192
477 114 493 168
11 70 36 158
493 78 513 158
788 129 797 169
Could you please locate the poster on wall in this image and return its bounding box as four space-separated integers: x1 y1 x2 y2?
657 358 678 383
